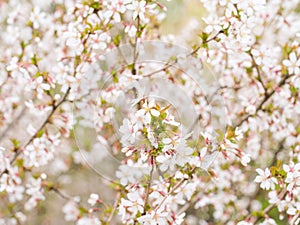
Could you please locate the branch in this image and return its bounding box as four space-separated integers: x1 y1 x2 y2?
132 16 141 75
49 186 72 201
269 141 285 167
0 87 71 178
143 30 224 78
235 73 293 128
143 164 154 214
245 140 285 213
249 51 267 93
252 189 287 224
190 30 224 56
177 191 201 215
0 107 27 141
155 168 195 212
106 191 121 223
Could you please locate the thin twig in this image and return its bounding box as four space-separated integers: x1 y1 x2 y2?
0 87 71 178
50 186 72 200
0 107 27 141
245 140 285 213
249 51 267 93
0 28 95 178
107 191 121 223
155 168 194 212
143 30 224 78
252 189 287 224
235 73 293 127
177 191 201 215
117 46 128 65
143 165 154 214
132 16 140 75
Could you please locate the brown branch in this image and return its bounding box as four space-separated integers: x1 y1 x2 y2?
106 191 121 223
249 51 267 93
132 16 141 75
252 189 287 224
0 87 71 178
0 26 95 178
143 165 154 214
177 191 201 215
49 186 72 200
0 107 27 141
269 141 285 167
143 30 224 78
245 140 285 213
155 168 194 212
235 73 293 128
190 30 224 56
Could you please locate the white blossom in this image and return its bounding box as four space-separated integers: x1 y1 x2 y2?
254 168 278 190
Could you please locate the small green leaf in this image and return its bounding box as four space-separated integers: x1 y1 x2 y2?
111 69 119 83
36 130 44 138
216 129 224 142
290 85 298 95
15 159 24 167
160 112 167 119
199 32 209 42
225 127 235 139
90 2 102 10
31 54 41 65
113 35 121 46
11 138 20 148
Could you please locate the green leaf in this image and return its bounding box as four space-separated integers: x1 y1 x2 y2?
31 54 41 65
290 85 298 95
11 138 20 148
90 2 102 10
225 126 235 139
246 67 253 74
160 112 167 119
20 41 27 49
216 129 224 142
111 68 119 83
15 158 24 167
79 206 88 215
252 210 264 217
113 35 121 46
36 130 44 138
199 32 209 42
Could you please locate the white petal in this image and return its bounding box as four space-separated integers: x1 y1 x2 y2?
254 176 263 183
150 109 160 117
290 52 297 62
256 168 264 176
283 59 291 67
265 168 270 177
283 164 290 172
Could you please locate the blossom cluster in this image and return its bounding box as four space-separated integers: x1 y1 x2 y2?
0 0 299 224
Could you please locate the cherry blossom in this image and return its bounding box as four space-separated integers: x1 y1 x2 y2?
119 189 144 222
0 0 300 224
283 163 300 191
254 168 278 190
119 118 139 146
87 193 99 206
283 52 300 75
137 209 168 225
62 201 80 222
136 99 161 125
76 217 101 225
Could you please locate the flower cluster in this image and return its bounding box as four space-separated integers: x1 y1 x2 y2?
0 0 299 224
